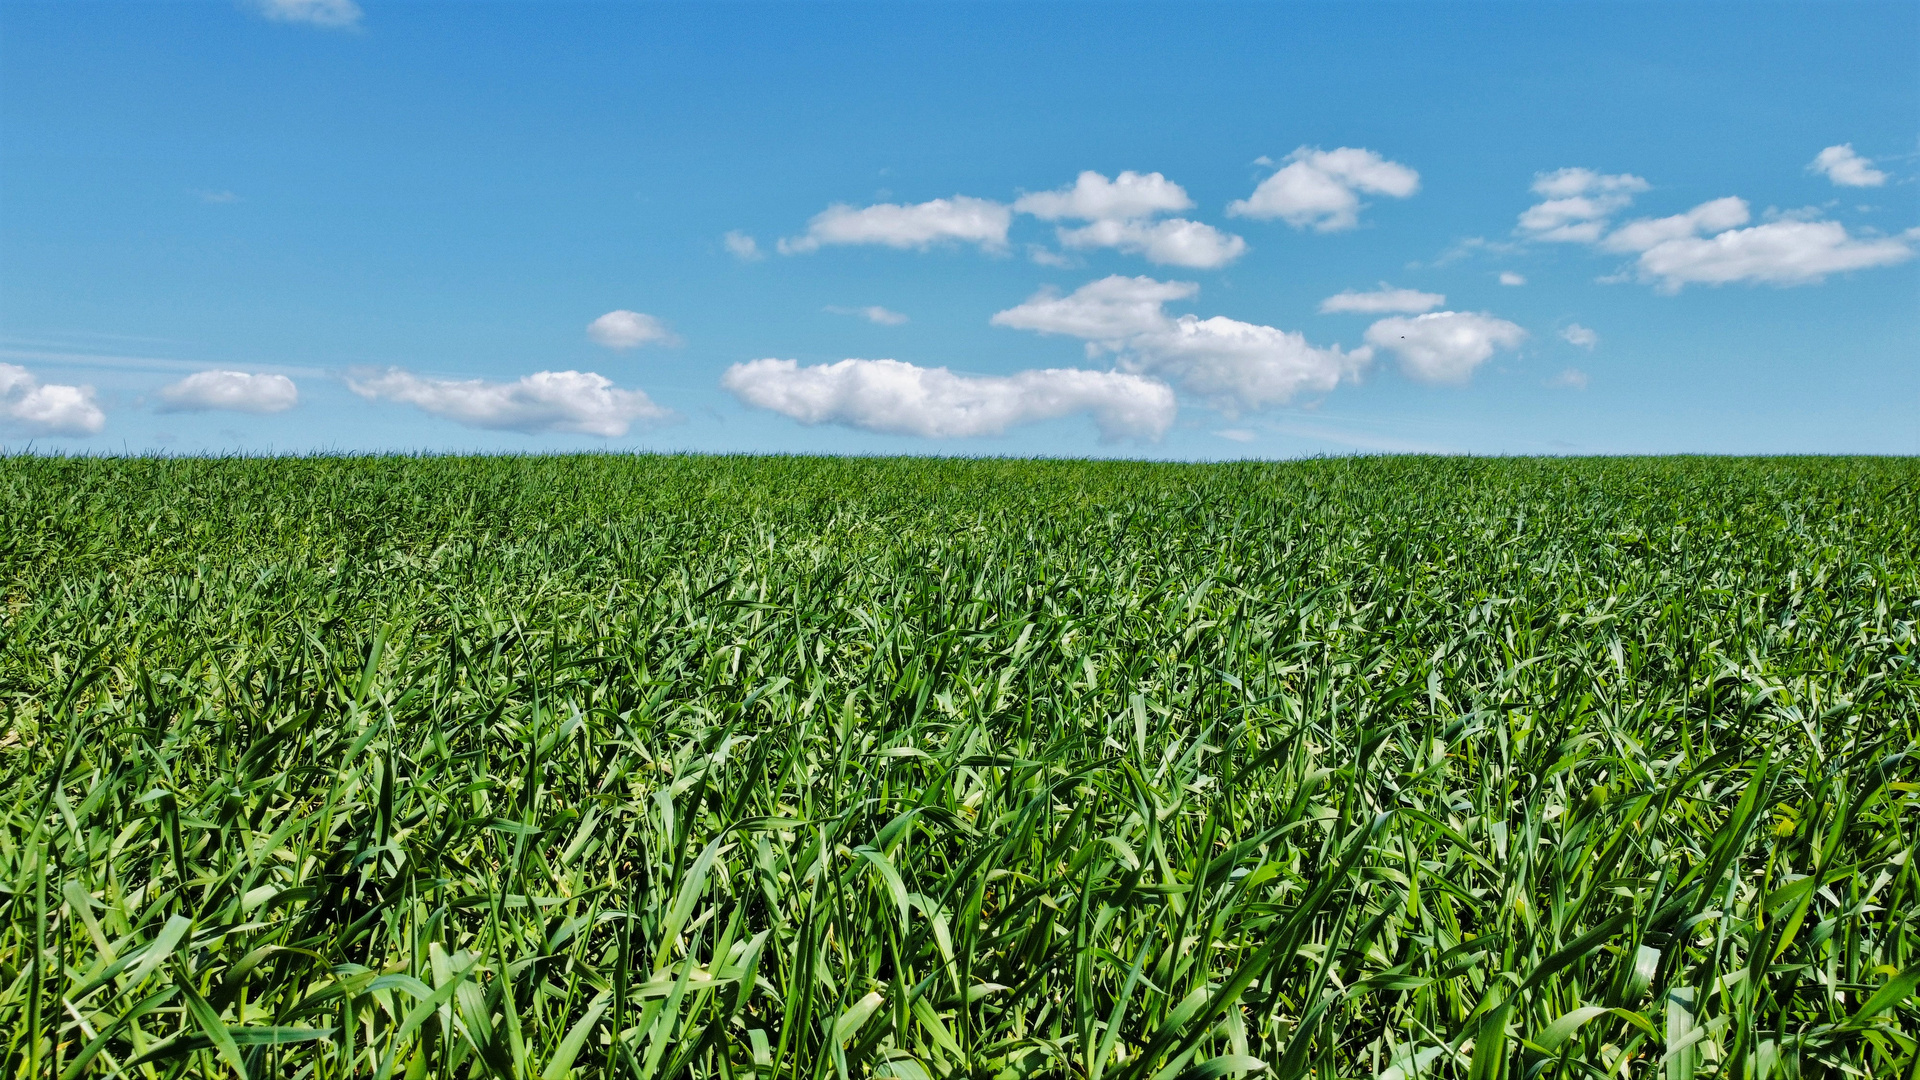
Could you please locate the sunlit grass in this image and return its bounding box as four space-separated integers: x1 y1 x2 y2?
3 453 1915 1079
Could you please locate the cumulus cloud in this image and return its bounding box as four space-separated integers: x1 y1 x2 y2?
723 231 764 261
1601 197 1752 253
1549 368 1591 390
251 0 361 28
1055 217 1248 268
1517 168 1650 243
992 275 1370 412
1014 171 1194 221
1560 324 1599 349
827 305 910 325
721 357 1175 441
1016 171 1246 267
1499 271 1527 286
990 275 1200 341
1810 144 1888 188
1318 285 1445 315
1228 147 1420 231
157 370 299 414
0 363 105 435
348 368 671 437
1363 312 1526 385
1125 315 1371 413
1631 219 1914 291
587 310 679 349
779 196 1011 254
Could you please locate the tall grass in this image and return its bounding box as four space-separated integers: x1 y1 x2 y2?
2 454 1915 1079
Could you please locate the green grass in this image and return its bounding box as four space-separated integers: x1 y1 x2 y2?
2 454 1917 1080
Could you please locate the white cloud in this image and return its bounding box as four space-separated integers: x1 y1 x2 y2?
827 305 910 325
587 310 679 349
1318 285 1445 314
720 357 1175 441
1548 367 1591 390
1517 168 1650 242
1125 315 1371 413
1560 324 1599 349
1215 428 1257 443
157 370 298 413
1363 311 1526 385
348 368 671 437
1601 196 1751 253
779 196 1011 254
992 275 1369 412
723 230 764 261
990 275 1199 341
1227 147 1420 231
1499 271 1527 286
0 363 105 435
1055 217 1248 268
1631 219 1914 291
1810 144 1888 188
251 0 361 29
1014 170 1193 221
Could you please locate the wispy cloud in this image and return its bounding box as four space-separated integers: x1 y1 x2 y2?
826 305 910 326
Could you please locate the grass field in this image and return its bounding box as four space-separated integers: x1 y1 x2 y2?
2 454 1916 1080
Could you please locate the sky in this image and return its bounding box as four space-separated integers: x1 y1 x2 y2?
2 0 1915 458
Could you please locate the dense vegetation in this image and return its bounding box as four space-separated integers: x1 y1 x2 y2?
2 454 1916 1080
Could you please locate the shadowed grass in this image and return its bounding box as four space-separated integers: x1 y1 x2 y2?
2 454 1916 1079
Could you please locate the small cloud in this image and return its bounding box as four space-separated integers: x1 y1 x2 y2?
723 230 764 262
348 367 671 437
1517 168 1649 243
1363 311 1526 385
826 305 910 326
1499 271 1526 286
1014 170 1194 222
1318 285 1444 315
1560 324 1599 349
0 363 105 435
158 370 299 413
1214 428 1257 443
194 189 240 204
1809 144 1888 188
1548 367 1590 390
1055 217 1247 268
587 310 679 349
1027 245 1076 268
1229 146 1420 231
250 0 361 29
780 196 1011 254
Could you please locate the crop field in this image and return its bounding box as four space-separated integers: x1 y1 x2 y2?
1 454 1916 1080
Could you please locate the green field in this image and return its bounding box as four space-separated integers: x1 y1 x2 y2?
3 454 1916 1080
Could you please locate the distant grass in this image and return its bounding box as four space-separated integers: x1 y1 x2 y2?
2 454 1916 1080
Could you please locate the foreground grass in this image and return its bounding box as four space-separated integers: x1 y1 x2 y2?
1 454 1916 1080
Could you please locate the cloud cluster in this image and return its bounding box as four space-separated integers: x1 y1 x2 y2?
1318 285 1445 314
1228 147 1420 231
1599 197 1912 290
251 0 361 29
721 357 1175 441
1518 167 1913 289
993 276 1372 412
158 371 299 413
1017 171 1247 268
0 363 105 436
1363 312 1527 385
587 310 679 349
1810 144 1887 188
348 368 671 437
1516 168 1650 243
780 197 1012 254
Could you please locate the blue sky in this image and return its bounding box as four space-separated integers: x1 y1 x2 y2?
2 0 1915 457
